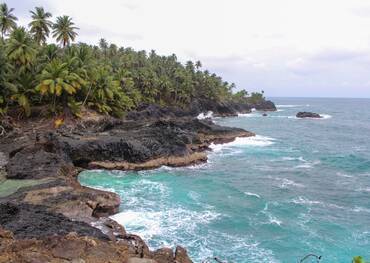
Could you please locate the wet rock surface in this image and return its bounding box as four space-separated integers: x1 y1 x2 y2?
0 101 273 262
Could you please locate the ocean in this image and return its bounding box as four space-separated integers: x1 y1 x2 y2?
79 98 370 263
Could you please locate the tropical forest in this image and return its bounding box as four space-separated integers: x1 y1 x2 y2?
0 3 264 119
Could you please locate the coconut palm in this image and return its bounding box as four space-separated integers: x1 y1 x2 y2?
52 15 78 47
99 38 108 58
35 59 85 111
6 27 36 70
29 7 52 45
195 60 202 70
36 59 84 97
42 44 60 62
0 3 18 40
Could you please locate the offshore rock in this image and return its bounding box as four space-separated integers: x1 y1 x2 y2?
296 112 322 118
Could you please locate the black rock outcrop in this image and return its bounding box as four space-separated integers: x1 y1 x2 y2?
296 112 322 118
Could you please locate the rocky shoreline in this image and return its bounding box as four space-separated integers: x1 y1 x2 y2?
0 100 275 263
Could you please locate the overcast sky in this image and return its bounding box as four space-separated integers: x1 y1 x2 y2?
7 0 370 98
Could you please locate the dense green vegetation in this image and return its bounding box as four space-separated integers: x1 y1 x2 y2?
0 3 264 118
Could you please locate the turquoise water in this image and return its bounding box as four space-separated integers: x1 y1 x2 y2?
79 98 370 263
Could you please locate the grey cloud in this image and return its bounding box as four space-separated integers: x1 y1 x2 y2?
311 49 366 62
5 0 56 17
287 48 370 77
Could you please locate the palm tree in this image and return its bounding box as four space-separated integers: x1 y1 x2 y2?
42 44 59 62
0 3 18 40
29 7 52 45
35 59 85 110
99 38 108 58
195 60 202 70
52 15 78 47
6 27 36 70
99 38 108 50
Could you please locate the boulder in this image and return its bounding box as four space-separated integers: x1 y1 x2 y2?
153 248 174 263
175 246 193 263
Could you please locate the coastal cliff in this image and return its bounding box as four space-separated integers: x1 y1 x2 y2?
0 100 275 262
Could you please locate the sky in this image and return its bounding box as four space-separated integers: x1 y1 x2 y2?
6 0 370 98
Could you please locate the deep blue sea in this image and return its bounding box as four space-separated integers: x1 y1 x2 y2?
79 98 370 263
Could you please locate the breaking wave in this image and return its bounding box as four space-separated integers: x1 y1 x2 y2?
209 135 276 152
197 111 213 119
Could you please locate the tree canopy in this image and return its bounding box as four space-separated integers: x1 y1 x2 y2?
0 3 265 118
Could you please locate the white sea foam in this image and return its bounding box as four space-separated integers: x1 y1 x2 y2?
244 192 261 198
84 185 117 193
282 156 305 162
278 178 304 188
260 202 282 226
185 162 211 170
209 135 275 155
336 172 353 178
268 215 282 226
353 206 370 213
197 111 213 119
291 197 346 210
320 114 332 119
274 113 332 120
237 113 259 117
291 197 322 206
276 104 302 108
111 208 220 246
294 160 320 169
292 113 332 120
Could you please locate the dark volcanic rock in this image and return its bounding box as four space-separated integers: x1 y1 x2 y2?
251 100 277 111
49 118 252 168
0 202 109 240
126 98 276 120
126 104 190 120
6 147 67 179
0 104 262 263
296 112 322 118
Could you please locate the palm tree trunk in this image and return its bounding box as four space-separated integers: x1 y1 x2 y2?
82 84 92 106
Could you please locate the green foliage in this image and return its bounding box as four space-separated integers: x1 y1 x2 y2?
353 256 370 263
0 2 267 119
52 15 78 47
0 3 17 39
6 27 36 71
29 7 52 45
35 59 85 112
248 91 265 104
87 66 133 116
